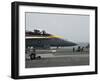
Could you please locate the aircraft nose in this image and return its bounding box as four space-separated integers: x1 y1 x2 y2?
68 41 77 46
72 42 77 46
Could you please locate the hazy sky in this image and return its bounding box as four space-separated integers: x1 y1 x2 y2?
25 12 89 43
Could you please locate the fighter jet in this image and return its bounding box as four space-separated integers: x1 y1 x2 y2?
25 29 77 48
25 29 77 60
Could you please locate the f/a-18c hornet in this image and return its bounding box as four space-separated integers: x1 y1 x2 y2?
25 29 77 60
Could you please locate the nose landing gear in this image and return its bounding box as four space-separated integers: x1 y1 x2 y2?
30 53 41 60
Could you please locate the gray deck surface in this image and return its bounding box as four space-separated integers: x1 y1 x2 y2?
26 53 89 68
